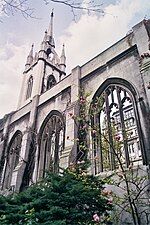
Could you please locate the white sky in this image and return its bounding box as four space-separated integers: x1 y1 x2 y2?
0 0 150 118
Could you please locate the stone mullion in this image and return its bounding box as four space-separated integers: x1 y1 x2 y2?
105 90 115 170
43 138 48 178
92 114 97 175
116 88 130 167
46 134 52 171
14 137 19 168
96 113 103 172
110 87 115 103
38 135 46 178
54 132 59 173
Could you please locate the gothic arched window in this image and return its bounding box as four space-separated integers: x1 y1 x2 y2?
3 131 22 189
26 76 33 100
38 111 65 178
46 75 56 90
91 79 144 175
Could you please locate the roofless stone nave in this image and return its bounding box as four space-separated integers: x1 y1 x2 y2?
0 14 150 197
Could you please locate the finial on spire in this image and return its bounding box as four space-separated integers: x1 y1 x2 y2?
51 8 54 17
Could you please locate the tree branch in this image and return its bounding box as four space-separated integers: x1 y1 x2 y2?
44 0 104 21
1 0 36 21
0 0 104 22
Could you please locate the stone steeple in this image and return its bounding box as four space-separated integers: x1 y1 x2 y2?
18 12 67 111
39 11 56 59
38 10 67 74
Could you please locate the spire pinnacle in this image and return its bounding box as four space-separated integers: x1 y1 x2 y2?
43 30 47 42
40 31 47 52
60 43 66 72
25 44 34 70
30 43 34 56
61 44 65 57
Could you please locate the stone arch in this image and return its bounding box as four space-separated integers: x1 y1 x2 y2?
37 110 65 178
3 130 22 189
90 78 146 174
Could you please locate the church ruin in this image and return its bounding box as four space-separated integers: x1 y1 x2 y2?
0 13 150 194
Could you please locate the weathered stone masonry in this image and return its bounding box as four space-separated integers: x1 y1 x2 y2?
0 17 150 193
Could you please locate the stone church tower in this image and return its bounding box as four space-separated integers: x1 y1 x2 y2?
0 16 150 194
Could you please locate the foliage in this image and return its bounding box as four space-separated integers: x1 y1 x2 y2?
1 89 149 225
0 0 104 22
0 170 113 225
101 128 150 225
111 165 150 225
70 89 150 225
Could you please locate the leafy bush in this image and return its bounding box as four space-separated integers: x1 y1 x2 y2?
0 170 112 225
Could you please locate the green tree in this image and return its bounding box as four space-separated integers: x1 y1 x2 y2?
0 170 112 225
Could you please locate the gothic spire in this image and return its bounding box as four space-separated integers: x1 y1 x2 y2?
25 44 34 70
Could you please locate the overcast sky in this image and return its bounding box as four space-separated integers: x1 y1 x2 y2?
0 0 150 118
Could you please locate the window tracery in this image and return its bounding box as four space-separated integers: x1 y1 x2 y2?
3 131 22 189
91 83 143 175
38 112 65 178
